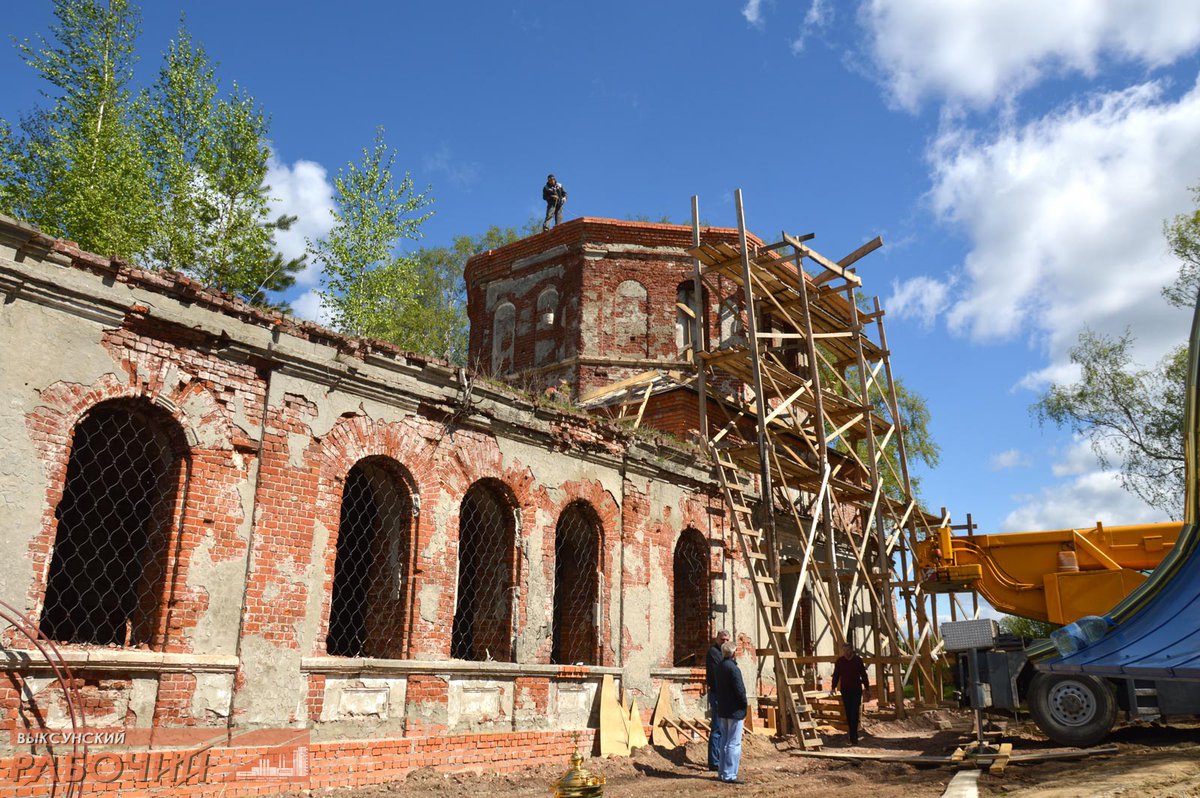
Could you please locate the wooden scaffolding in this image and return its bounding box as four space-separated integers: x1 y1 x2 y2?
686 192 946 744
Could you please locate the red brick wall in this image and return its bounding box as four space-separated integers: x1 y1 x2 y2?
465 218 756 399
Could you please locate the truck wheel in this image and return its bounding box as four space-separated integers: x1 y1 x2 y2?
1027 672 1116 747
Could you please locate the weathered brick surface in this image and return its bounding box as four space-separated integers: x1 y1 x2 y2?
465 218 754 408
0 216 769 783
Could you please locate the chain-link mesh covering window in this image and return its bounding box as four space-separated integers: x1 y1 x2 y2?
552 501 600 665
39 401 187 647
328 457 414 658
672 527 711 666
452 480 517 661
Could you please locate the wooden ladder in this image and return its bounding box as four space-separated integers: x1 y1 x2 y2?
713 452 823 750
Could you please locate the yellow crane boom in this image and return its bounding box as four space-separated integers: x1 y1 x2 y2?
916 522 1181 624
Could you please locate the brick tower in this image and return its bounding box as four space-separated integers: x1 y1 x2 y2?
464 218 757 439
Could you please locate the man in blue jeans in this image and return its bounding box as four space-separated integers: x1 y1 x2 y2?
705 629 731 770
714 640 747 784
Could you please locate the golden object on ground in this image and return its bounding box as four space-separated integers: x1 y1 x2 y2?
550 750 605 797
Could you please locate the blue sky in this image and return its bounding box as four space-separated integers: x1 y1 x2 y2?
6 1 1200 555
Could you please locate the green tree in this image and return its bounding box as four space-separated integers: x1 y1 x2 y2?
142 21 304 305
339 224 525 363
1036 329 1187 517
1 0 156 259
310 128 434 337
1163 184 1200 310
998 615 1058 640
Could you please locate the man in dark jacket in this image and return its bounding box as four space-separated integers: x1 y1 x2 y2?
713 641 747 784
542 174 567 231
831 642 870 744
705 629 731 770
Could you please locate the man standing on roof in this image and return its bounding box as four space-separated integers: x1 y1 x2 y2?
542 174 567 231
831 641 871 745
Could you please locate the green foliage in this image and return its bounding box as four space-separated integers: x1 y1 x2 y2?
887 376 941 497
142 21 304 304
310 128 434 338
1164 184 1200 310
1 3 301 307
998 615 1058 640
2 0 157 258
1035 330 1186 517
348 225 526 363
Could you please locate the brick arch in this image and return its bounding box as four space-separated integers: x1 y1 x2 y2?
434 430 549 661
453 477 521 661
551 500 602 666
24 365 242 650
307 413 441 658
549 481 619 665
672 527 711 667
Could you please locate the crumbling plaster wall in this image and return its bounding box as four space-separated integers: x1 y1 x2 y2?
0 218 758 741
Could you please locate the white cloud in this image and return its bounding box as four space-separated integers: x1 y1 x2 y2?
290 289 332 326
885 275 950 327
265 153 335 286
863 0 1200 111
989 448 1026 471
742 0 765 27
929 78 1200 382
791 0 832 54
1050 438 1100 478
1001 469 1167 532
423 144 479 190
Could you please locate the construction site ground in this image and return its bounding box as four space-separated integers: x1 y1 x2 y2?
316 711 1200 798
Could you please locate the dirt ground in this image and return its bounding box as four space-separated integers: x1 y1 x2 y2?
309 713 1200 798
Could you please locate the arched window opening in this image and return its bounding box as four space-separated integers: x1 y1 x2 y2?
552 501 600 665
328 457 414 658
613 280 649 357
675 282 709 360
672 528 711 666
535 288 560 367
492 302 516 375
39 401 187 647
452 480 517 661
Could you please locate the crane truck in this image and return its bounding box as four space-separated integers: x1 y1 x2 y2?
920 296 1200 747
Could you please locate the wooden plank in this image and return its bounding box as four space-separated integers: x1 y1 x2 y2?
990 742 1013 773
578 369 662 403
787 745 1118 765
837 236 883 270
786 233 863 287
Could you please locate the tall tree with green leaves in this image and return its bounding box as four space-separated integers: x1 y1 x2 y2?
1 0 156 259
1036 184 1200 518
310 128 433 338
141 21 304 305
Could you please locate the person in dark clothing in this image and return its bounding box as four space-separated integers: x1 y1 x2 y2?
705 629 731 770
542 174 567 231
713 641 747 784
831 642 871 744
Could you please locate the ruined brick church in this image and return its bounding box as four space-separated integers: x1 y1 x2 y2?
0 214 844 794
